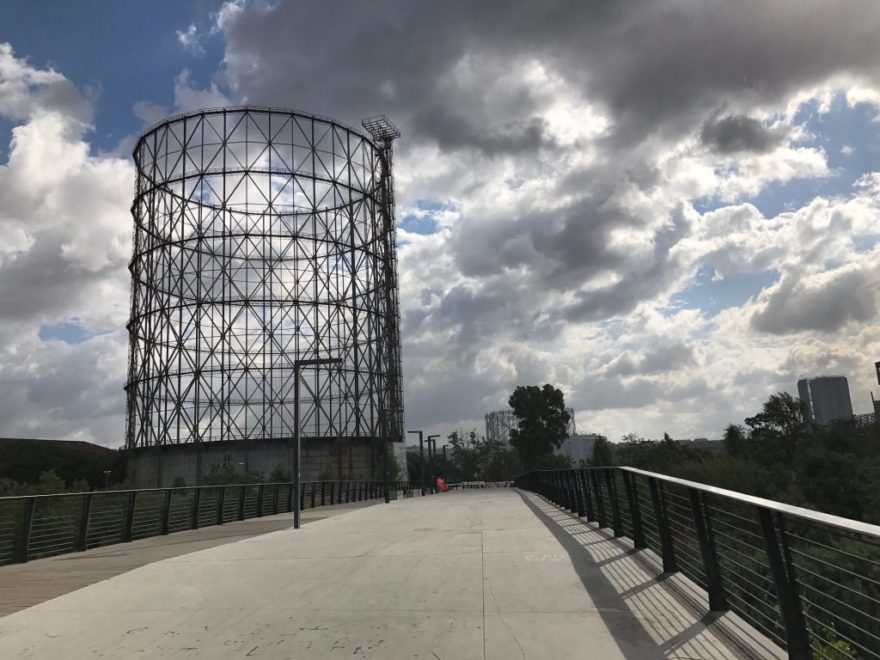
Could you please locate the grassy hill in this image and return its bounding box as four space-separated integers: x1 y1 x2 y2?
0 438 124 491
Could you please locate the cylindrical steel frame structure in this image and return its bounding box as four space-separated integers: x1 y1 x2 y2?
125 106 401 451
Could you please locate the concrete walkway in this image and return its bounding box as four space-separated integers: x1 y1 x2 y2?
0 489 782 659
0 499 381 617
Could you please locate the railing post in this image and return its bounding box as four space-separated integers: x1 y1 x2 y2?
689 489 726 612
310 482 317 508
160 490 171 535
567 471 578 513
16 497 36 563
591 471 607 528
321 481 327 506
256 484 265 517
623 472 646 549
330 481 336 505
300 482 307 511
272 484 280 515
605 470 623 537
191 487 201 530
757 508 811 659
123 491 137 542
77 494 93 551
575 470 586 517
216 486 226 525
287 483 294 512
237 486 247 521
579 470 595 522
648 478 677 573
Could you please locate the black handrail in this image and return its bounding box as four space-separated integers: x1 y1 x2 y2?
0 479 419 566
515 467 880 660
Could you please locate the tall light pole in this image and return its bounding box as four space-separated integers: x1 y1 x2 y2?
407 430 424 495
427 434 440 493
293 357 342 529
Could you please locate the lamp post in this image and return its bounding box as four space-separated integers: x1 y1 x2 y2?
293 357 342 529
407 430 424 495
427 434 440 493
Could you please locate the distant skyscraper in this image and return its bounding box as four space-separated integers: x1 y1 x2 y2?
797 376 854 425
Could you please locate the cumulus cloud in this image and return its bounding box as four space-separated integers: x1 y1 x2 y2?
0 45 132 444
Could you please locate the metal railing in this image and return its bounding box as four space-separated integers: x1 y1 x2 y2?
0 479 414 566
515 467 880 660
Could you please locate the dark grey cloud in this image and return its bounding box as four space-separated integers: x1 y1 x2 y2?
605 340 696 378
701 114 786 154
216 1 880 148
751 267 878 335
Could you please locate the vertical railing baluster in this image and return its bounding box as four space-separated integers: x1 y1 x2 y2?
16 497 36 563
579 470 595 522
310 482 317 508
623 472 646 549
77 494 93 551
689 489 726 612
238 486 247 521
191 487 201 530
648 478 676 573
575 469 586 517
216 486 226 525
124 491 137 542
757 508 810 659
605 470 623 537
256 484 265 517
160 490 171 535
272 484 280 515
592 471 607 528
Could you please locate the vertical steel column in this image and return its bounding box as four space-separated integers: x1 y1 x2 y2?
575 469 586 517
623 472 646 549
592 471 607 528
579 470 595 522
191 487 201 530
160 490 171 535
648 478 677 573
77 494 93 551
689 489 726 612
256 484 265 517
605 470 623 537
123 491 138 542
757 509 811 659
16 497 36 563
237 486 247 521
216 487 226 526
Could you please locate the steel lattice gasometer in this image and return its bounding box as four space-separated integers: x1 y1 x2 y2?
126 107 402 450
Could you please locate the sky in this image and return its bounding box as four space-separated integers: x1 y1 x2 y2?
1 0 880 447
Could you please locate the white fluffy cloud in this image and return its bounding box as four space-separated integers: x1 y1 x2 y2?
0 44 132 444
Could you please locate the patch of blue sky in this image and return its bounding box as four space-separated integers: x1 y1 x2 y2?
669 266 778 315
693 95 880 217
0 1 226 153
38 321 92 344
747 96 880 217
399 213 439 235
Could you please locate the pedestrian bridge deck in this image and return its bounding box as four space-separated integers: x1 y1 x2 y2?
0 489 781 659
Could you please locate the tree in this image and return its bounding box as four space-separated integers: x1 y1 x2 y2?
508 384 571 470
591 435 613 466
745 392 807 468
